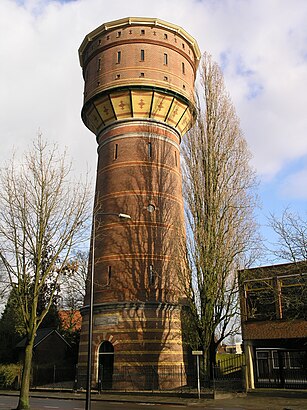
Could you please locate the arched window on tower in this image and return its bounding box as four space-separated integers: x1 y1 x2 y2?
98 341 114 390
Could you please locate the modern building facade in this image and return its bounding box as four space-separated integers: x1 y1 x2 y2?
77 17 200 389
240 262 307 389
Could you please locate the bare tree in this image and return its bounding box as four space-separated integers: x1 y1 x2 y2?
269 208 307 262
0 261 10 305
0 136 91 410
181 52 260 376
59 250 88 310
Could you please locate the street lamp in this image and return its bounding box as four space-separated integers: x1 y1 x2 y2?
85 212 131 410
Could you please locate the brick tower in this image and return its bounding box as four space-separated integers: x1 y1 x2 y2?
78 17 200 389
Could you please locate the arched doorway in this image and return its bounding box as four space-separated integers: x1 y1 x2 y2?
98 341 114 389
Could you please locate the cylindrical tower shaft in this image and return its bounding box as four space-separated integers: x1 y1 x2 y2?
78 17 200 390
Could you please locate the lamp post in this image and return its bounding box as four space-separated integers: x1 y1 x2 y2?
85 212 131 410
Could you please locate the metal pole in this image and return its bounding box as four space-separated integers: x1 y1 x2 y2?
197 355 200 399
85 216 95 410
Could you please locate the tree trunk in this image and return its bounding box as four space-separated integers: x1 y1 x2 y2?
209 337 217 380
17 339 34 410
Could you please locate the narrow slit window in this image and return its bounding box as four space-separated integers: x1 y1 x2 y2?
182 43 185 49
148 142 152 158
182 62 185 74
116 31 121 38
164 33 168 40
114 143 118 159
174 150 177 167
140 49 145 61
164 53 168 65
140 72 145 77
117 51 121 64
97 58 101 71
108 266 112 284
141 29 145 35
149 265 154 286
116 74 120 79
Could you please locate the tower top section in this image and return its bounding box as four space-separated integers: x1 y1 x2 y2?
79 17 201 68
79 17 201 137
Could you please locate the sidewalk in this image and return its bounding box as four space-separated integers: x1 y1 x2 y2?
1 388 307 409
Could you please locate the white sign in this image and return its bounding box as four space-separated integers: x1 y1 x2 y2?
192 350 203 355
95 316 119 326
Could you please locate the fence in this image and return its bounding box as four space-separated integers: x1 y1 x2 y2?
213 354 246 391
255 350 307 389
28 355 246 393
77 364 203 392
31 364 77 389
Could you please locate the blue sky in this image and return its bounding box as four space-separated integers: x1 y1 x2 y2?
0 0 306 265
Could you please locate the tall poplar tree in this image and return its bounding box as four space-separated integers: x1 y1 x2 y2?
181 52 260 377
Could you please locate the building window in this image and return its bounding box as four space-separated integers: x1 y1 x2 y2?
149 265 155 286
164 53 168 65
140 49 145 61
140 72 145 77
108 266 112 284
245 280 276 321
97 58 101 71
174 150 177 167
164 76 168 81
148 142 152 158
183 84 186 89
98 39 101 45
116 74 120 79
129 30 132 34
116 31 121 38
164 33 168 40
97 81 100 86
141 29 145 35
280 275 307 319
182 43 185 49
117 51 121 64
106 35 110 40
182 62 185 74
147 204 155 213
114 143 118 159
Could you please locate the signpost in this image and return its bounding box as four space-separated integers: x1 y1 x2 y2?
192 350 203 399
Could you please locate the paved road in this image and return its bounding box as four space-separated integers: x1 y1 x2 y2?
0 395 239 410
1 390 307 410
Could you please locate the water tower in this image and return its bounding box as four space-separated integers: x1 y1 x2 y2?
78 17 200 389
